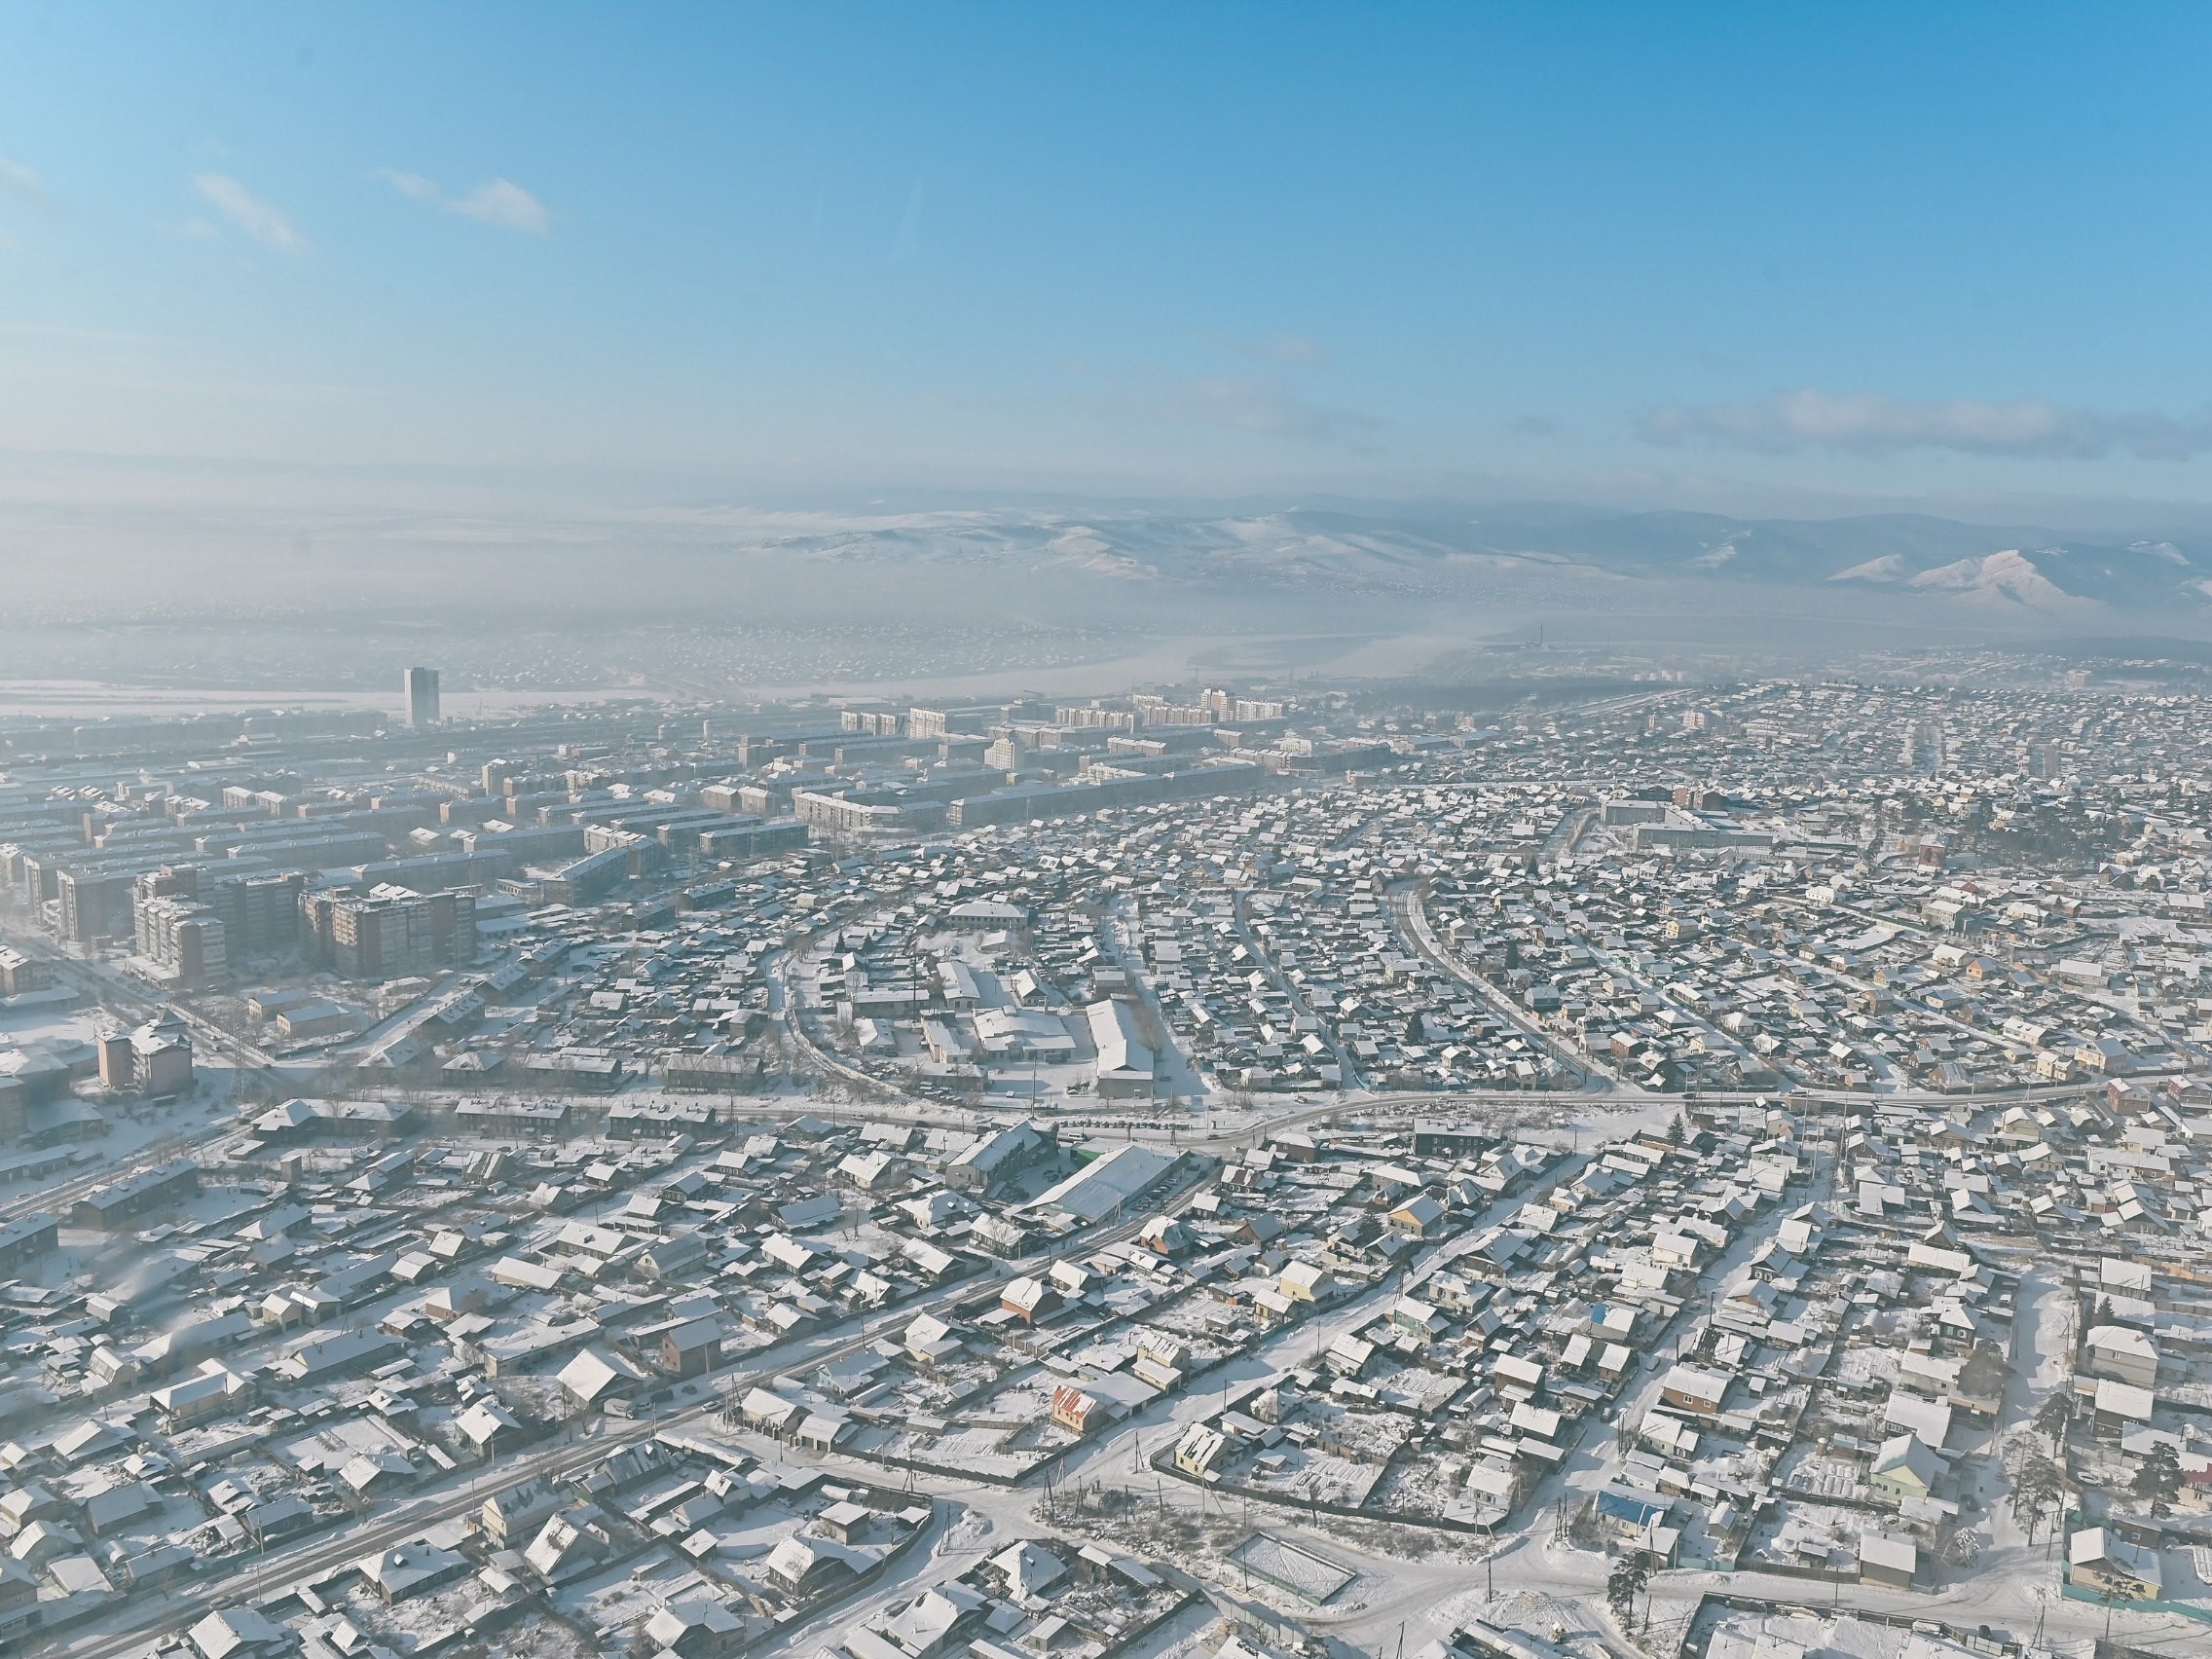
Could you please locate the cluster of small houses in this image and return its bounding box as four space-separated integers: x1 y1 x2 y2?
797 891 1166 1101
3 1100 1590 1651
149 1447 935 1659
812 1534 1192 1659
18 666 2212 1128
312 666 2212 1115
0 1103 1208 1645
4 1071 2212 1647
1229 775 2207 1103
782 790 1595 1102
1596 1079 2212 1608
788 685 2212 1113
1110 796 1567 1095
1159 1117 1807 1532
1126 1087 2212 1618
13 660 2212 1644
389 837 1187 1107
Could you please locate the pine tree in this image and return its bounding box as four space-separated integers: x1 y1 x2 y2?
2009 1452 2061 1543
2032 1391 2071 1455
1608 1556 1651 1631
2133 1443 2183 1517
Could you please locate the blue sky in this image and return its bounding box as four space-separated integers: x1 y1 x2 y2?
3 3 2210 514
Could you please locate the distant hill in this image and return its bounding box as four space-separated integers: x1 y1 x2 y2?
701 502 2212 614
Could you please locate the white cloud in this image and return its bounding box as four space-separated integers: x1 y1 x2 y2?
373 167 443 203
0 159 53 207
192 173 305 254
1641 388 2212 461
380 169 549 234
448 177 548 234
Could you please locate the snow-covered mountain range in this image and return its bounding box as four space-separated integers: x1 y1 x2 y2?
649 502 2212 613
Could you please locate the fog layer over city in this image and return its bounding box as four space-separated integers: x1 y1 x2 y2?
11 468 2212 712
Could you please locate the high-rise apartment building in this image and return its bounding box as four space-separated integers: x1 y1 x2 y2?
97 1015 194 1097
55 868 133 944
209 869 307 954
133 895 228 984
405 666 441 728
0 947 48 998
132 866 304 976
303 887 477 978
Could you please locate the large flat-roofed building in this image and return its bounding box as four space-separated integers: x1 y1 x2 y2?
71 1160 201 1230
947 759 1264 830
790 788 944 839
906 705 1001 739
1087 997 1159 1100
696 818 808 861
0 1214 55 1271
535 846 632 905
1024 1142 1174 1223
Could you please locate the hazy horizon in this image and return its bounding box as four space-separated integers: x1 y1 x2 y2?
8 7 2212 541
9 7 2212 689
